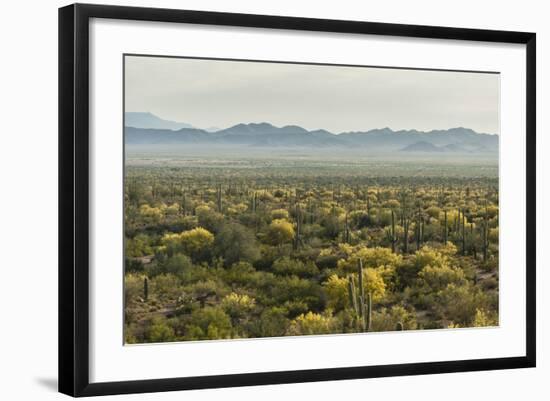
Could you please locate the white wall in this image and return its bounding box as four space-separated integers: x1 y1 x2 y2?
0 0 546 399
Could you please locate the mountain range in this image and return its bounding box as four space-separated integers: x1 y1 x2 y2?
125 113 498 154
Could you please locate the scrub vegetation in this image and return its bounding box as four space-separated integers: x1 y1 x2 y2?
124 153 499 343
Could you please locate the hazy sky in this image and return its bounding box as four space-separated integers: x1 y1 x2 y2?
125 55 500 134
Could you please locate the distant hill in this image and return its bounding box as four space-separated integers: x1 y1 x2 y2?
125 122 498 154
442 143 471 153
401 141 444 152
125 112 195 130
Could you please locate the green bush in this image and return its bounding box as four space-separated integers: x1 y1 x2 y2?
272 257 319 278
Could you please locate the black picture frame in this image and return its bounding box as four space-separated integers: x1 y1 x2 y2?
59 3 536 397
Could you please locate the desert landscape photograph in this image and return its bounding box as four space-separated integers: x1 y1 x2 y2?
123 55 500 344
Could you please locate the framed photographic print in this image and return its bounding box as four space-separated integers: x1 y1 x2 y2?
58 3 536 397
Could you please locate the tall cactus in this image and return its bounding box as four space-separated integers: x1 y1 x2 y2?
470 222 477 259
293 204 303 250
143 277 148 302
415 207 422 251
348 277 358 314
386 209 397 253
347 259 372 332
403 214 410 254
420 216 424 244
365 289 372 332
482 206 490 262
250 191 257 213
366 194 371 218
461 209 466 256
216 184 223 213
444 210 448 244
181 190 187 216
307 198 314 224
344 212 351 244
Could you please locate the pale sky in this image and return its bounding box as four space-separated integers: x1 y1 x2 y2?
124 55 500 134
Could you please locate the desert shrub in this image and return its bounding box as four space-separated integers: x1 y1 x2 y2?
222 262 257 287
316 254 339 270
349 210 371 228
436 283 494 326
414 246 449 270
265 219 295 246
480 276 498 291
214 222 260 266
426 206 441 219
323 274 349 311
371 305 417 332
139 204 164 223
268 275 325 311
144 317 176 343
252 307 290 337
221 292 256 320
337 246 402 272
184 307 233 340
161 227 214 262
287 311 337 336
154 254 193 277
417 264 466 292
473 308 498 327
320 215 341 239
126 233 153 257
125 258 145 273
271 209 289 220
125 273 147 304
183 279 229 308
151 273 182 302
272 257 319 277
196 207 224 234
378 209 393 226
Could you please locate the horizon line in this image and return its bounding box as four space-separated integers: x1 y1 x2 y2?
124 111 499 136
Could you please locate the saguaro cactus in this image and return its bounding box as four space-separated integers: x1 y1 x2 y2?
293 204 303 250
182 190 188 214
344 212 351 244
415 207 423 251
386 209 398 253
482 206 490 262
216 184 223 213
469 222 475 258
461 209 466 256
347 259 372 332
421 216 425 244
143 277 149 302
250 191 257 213
170 183 176 201
366 194 371 218
403 214 410 254
444 210 448 244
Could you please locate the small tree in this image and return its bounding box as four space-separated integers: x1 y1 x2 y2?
185 306 233 340
265 219 295 246
145 317 176 343
182 227 215 248
287 311 336 336
271 209 289 220
324 274 349 311
161 227 214 261
221 292 256 325
214 223 260 266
